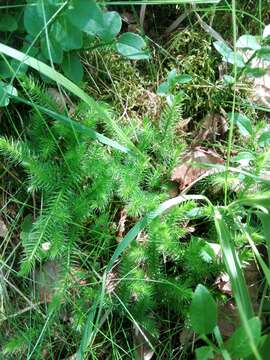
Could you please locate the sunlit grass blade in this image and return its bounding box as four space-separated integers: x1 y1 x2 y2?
0 43 138 153
214 210 262 360
14 95 131 154
214 209 253 318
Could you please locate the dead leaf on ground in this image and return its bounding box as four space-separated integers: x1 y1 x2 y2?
242 50 270 108
0 218 8 238
217 299 239 339
193 113 228 143
171 147 224 190
215 261 261 339
35 260 62 302
117 208 127 242
133 322 155 360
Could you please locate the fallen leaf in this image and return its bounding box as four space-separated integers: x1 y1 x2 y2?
171 147 224 190
215 272 232 295
217 299 239 339
193 113 228 143
133 322 154 360
35 260 62 302
241 50 270 108
0 218 8 238
117 208 127 242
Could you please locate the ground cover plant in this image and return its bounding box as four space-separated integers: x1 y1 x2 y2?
1 0 270 359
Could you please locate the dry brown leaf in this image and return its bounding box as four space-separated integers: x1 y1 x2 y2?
242 50 270 108
171 147 224 190
0 218 8 238
193 113 228 143
215 272 232 296
117 208 127 242
35 260 62 302
133 323 154 360
217 299 239 339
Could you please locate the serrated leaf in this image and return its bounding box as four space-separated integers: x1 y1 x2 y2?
41 36 63 64
66 0 104 36
228 112 253 137
98 11 122 41
195 346 214 360
190 284 217 335
225 317 261 358
116 33 150 60
51 18 83 51
213 41 245 68
0 14 18 32
236 35 261 51
62 53 83 84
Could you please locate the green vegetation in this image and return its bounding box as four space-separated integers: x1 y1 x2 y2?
1 1 270 359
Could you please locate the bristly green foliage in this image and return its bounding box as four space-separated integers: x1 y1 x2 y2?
0 79 221 358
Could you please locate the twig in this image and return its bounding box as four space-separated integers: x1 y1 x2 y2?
140 5 147 29
164 10 190 36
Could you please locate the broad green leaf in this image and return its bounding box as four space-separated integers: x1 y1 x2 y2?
98 11 122 41
223 75 235 84
157 81 170 96
263 24 270 38
0 14 18 32
0 60 12 79
167 68 178 82
256 47 270 61
244 66 267 78
228 112 253 137
51 19 83 51
62 53 84 84
174 74 193 84
258 130 270 147
116 33 150 60
213 41 245 68
195 346 214 360
232 151 255 165
226 317 261 358
41 37 63 64
0 81 17 107
190 284 217 335
66 0 104 36
236 35 261 51
24 4 43 36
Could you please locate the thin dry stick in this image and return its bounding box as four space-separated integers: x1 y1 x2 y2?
164 10 190 35
140 5 147 28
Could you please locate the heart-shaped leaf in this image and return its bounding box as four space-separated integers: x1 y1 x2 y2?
98 11 122 41
236 35 261 51
62 53 84 84
190 284 217 335
0 14 18 32
228 112 253 137
213 41 245 68
116 33 150 60
195 346 214 360
0 81 17 107
51 18 83 51
66 0 104 36
41 36 63 64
